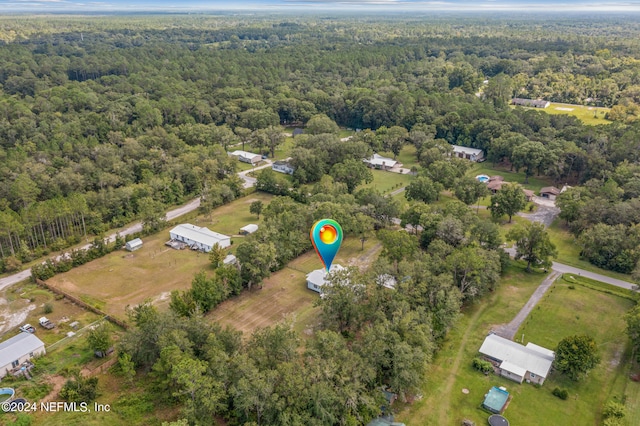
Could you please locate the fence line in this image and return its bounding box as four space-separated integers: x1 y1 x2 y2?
34 278 128 330
46 316 106 351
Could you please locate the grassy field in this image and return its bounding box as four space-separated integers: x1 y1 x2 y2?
377 144 421 171
546 219 634 282
397 263 637 425
397 261 548 425
45 194 274 320
361 170 414 194
468 163 555 193
0 281 103 345
512 102 611 126
209 236 381 338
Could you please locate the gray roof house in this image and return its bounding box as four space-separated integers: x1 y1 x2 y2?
451 145 485 162
272 160 295 175
0 333 46 378
512 98 551 108
229 150 262 165
479 333 555 385
365 153 398 171
306 264 345 294
169 224 231 252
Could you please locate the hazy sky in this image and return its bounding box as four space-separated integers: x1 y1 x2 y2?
1 0 640 13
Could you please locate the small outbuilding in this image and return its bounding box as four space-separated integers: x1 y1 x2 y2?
540 186 561 200
223 254 237 265
239 224 259 235
125 238 143 252
292 128 304 137
0 333 46 379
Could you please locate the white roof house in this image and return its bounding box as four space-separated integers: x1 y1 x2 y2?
229 150 262 165
479 333 555 385
240 224 259 235
272 160 295 175
125 238 143 251
451 145 484 162
365 153 398 170
0 333 46 378
306 264 345 294
169 224 231 252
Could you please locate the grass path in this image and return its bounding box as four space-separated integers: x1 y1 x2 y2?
435 302 489 423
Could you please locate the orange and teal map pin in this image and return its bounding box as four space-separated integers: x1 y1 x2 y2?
310 219 343 272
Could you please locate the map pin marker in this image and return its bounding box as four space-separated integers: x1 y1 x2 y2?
310 219 343 272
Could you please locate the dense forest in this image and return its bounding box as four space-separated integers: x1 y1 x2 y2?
1 14 640 274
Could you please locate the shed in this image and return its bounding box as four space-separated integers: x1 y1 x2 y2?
523 189 535 201
169 224 231 252
240 224 259 235
0 333 46 379
540 186 561 200
125 238 143 252
223 254 237 265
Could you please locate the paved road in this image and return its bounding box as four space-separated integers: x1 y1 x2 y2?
494 271 561 340
0 161 273 291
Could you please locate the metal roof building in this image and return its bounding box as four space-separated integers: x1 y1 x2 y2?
479 333 555 385
169 224 231 252
451 145 485 162
0 333 46 378
229 150 262 165
365 153 398 170
239 224 259 235
306 264 345 294
125 238 143 251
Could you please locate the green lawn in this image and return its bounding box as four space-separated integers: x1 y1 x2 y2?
378 144 421 171
397 261 548 425
361 170 414 194
547 219 634 282
397 263 637 426
512 102 611 126
468 163 555 193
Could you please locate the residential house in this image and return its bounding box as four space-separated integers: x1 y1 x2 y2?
125 238 143 252
272 160 295 175
523 189 535 201
0 333 46 379
451 145 485 162
479 333 555 385
229 150 262 165
512 98 551 108
306 264 345 294
540 186 561 200
364 153 398 171
169 224 231 252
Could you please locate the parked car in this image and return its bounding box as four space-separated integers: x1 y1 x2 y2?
39 317 55 329
19 324 36 333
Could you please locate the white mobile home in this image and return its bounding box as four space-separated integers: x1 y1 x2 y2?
306 264 345 294
451 145 484 162
0 333 46 379
229 150 262 165
169 224 231 252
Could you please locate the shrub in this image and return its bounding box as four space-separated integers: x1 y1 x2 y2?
43 303 53 314
552 387 569 400
472 357 493 374
603 400 626 419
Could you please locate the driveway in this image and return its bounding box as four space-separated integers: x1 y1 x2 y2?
238 160 273 188
516 196 560 227
493 271 561 340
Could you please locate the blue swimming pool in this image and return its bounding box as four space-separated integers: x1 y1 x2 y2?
476 174 490 183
